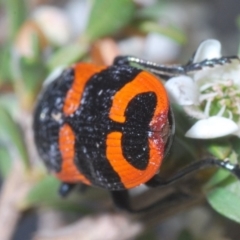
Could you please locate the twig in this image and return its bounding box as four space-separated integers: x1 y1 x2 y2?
0 161 33 240
34 213 143 240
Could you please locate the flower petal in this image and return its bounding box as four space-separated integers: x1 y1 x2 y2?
185 116 239 139
193 39 221 62
165 76 199 105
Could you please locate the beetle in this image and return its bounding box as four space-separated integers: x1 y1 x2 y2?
33 54 240 213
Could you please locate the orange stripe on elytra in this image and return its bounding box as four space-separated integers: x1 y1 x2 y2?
63 63 106 116
56 123 90 184
109 71 169 129
106 132 164 189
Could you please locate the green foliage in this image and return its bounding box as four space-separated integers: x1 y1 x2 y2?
47 43 88 71
10 33 48 107
0 147 12 178
204 169 231 190
0 105 29 169
136 2 166 19
85 0 135 41
0 45 12 85
206 139 232 159
207 182 240 223
231 136 240 158
3 0 27 40
22 175 93 213
138 21 186 44
17 56 47 96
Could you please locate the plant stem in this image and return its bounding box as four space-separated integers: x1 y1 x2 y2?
0 161 33 240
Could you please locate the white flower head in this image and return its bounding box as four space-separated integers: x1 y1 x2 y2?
165 39 240 139
193 39 221 62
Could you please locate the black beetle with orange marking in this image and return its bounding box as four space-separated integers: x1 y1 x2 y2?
33 55 240 212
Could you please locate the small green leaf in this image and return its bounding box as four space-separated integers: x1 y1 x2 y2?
0 94 18 116
207 183 240 223
136 2 166 19
230 136 240 157
0 146 12 178
206 140 232 159
16 32 47 95
0 105 29 168
85 0 135 41
22 176 61 208
19 56 47 94
0 45 12 84
138 21 186 45
3 0 27 40
47 43 88 71
31 31 42 61
204 169 231 190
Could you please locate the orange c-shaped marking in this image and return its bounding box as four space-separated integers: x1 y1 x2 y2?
63 63 106 116
56 123 90 184
109 71 169 129
106 132 164 189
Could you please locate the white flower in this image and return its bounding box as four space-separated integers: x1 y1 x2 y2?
165 39 240 139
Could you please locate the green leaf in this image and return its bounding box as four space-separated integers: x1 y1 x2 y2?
9 35 47 109
204 169 231 190
47 43 88 71
85 0 135 41
19 56 47 94
0 45 12 84
22 176 60 208
0 94 18 116
0 105 29 168
22 176 90 212
138 21 186 45
14 33 47 96
136 2 166 19
207 182 240 223
230 136 240 157
3 0 27 41
204 149 239 190
206 139 232 159
0 146 12 178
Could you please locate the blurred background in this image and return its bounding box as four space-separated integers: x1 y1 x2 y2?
1 0 240 239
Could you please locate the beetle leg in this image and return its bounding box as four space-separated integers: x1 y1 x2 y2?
146 157 240 188
110 189 191 213
111 158 240 213
113 56 185 79
110 190 132 212
58 182 76 197
184 56 239 73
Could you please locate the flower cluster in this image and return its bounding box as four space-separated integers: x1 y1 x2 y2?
165 39 240 139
